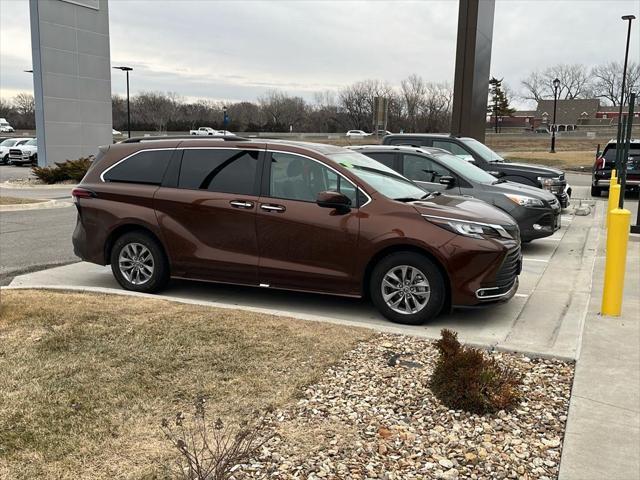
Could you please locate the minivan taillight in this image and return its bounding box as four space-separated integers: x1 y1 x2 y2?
594 155 605 170
72 188 96 200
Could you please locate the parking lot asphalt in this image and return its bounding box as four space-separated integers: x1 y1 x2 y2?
7 185 603 359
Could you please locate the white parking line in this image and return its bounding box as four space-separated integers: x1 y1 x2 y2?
522 258 549 263
514 293 529 298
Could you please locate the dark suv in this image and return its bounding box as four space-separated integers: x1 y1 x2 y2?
72 137 521 325
382 134 571 208
591 139 640 197
351 145 561 242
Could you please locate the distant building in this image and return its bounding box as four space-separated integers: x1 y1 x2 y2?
489 99 640 132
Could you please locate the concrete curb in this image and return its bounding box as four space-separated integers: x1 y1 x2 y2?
0 181 77 190
0 284 576 362
0 199 73 212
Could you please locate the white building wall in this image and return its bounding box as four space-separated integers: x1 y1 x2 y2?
30 0 111 166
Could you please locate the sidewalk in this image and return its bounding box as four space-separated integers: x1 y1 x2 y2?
559 201 640 480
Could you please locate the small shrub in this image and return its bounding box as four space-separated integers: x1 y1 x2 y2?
429 329 521 414
161 395 273 480
32 157 92 184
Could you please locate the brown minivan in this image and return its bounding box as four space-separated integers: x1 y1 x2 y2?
72 137 522 325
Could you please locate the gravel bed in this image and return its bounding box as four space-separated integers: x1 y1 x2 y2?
238 333 575 480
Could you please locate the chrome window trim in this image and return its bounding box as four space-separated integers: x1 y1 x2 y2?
265 149 372 209
99 148 175 182
421 214 511 239
100 146 373 208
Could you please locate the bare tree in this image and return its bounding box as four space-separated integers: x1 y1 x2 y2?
13 93 35 116
258 90 306 131
422 82 453 132
521 64 592 101
591 61 640 106
401 74 426 133
133 91 179 132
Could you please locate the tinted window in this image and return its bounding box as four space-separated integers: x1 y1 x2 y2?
269 152 356 204
387 137 428 147
603 144 640 164
432 140 474 161
103 150 173 184
403 154 451 183
364 152 396 169
178 149 258 195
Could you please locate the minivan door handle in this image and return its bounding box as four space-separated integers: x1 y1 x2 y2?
229 200 254 209
260 203 286 212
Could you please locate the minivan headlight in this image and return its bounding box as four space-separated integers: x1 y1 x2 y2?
504 193 544 208
422 215 511 239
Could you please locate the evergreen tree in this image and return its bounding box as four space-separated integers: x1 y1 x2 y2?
488 77 515 132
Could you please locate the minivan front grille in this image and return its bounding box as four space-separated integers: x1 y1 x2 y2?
494 247 521 288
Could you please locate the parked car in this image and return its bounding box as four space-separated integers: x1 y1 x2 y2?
351 145 561 242
373 129 392 136
591 139 640 197
0 118 14 133
8 138 37 166
382 134 571 208
72 137 521 325
190 127 218 136
346 130 370 138
0 138 31 164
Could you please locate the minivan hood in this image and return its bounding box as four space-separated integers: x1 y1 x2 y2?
493 160 563 177
410 194 517 227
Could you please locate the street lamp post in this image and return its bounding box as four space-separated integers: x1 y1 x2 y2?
549 77 560 153
113 66 133 138
615 15 636 176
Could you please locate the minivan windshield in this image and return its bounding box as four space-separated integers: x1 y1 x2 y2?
461 138 505 162
431 152 501 185
327 151 428 201
0 139 17 146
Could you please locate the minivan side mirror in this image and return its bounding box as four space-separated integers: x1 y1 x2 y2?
439 176 456 188
316 190 351 212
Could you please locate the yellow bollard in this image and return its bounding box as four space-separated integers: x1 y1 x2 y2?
607 182 621 229
601 208 632 316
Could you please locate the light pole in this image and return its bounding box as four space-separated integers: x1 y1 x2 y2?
550 77 560 153
113 66 133 138
615 15 635 176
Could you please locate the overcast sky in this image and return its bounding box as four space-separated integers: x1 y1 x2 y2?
1 0 639 108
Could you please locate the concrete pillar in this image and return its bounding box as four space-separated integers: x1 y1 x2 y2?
450 0 496 143
29 0 112 166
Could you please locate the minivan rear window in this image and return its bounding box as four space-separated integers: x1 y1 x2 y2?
103 150 173 184
178 149 258 195
603 144 640 165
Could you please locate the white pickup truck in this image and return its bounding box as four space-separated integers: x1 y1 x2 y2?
8 138 38 166
189 127 219 136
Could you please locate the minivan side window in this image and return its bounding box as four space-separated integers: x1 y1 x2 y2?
403 154 451 183
269 152 357 205
103 150 173 184
178 149 259 195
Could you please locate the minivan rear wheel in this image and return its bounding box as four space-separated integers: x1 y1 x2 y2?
590 185 603 197
110 231 169 293
370 252 445 325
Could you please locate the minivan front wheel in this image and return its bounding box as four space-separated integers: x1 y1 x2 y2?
110 231 169 293
370 252 445 325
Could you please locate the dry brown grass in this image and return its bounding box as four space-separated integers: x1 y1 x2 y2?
502 150 596 169
485 135 609 153
0 196 42 205
0 289 371 479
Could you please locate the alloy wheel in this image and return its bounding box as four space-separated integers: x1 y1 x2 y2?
118 242 154 285
381 265 431 315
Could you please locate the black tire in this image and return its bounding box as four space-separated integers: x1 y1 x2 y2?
591 185 603 197
1 154 7 164
369 252 445 325
31 154 37 166
110 231 169 293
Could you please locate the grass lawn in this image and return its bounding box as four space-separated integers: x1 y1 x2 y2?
0 196 43 205
502 150 595 170
0 290 371 479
